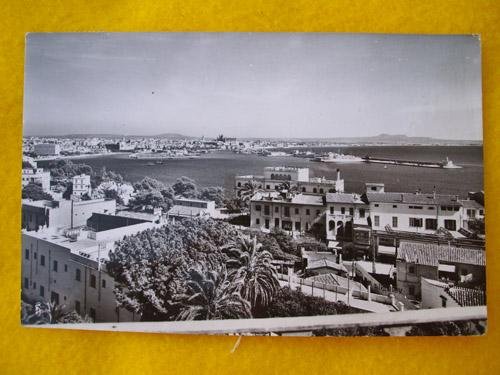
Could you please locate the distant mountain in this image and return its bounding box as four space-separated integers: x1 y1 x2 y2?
25 132 481 145
242 133 482 145
30 133 198 140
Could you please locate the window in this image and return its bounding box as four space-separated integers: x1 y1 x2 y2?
53 260 58 272
265 219 269 229
266 185 270 190
24 277 29 289
64 264 68 272
329 220 335 231
349 208 354 216
274 206 279 213
409 285 415 296
374 215 380 227
284 207 290 217
34 252 37 260
440 296 447 308
33 282 36 289
392 216 398 228
75 268 81 282
425 218 437 230
102 279 106 288
359 209 365 218
75 300 81 315
302 187 306 192
341 207 345 214
444 219 457 231
255 205 261 212
428 206 435 210
282 221 292 231
255 218 260 225
264 205 270 215
274 218 280 227
371 187 377 191
441 206 447 211
39 285 44 297
24 249 29 260
374 204 379 207
319 188 324 194
51 291 60 305
316 210 321 216
409 205 423 210
295 222 301 231
294 208 299 215
313 188 317 193
237 182 241 187
330 207 334 214
393 205 398 208
408 265 415 274
90 274 97 288
306 209 310 215
480 210 484 215
409 218 423 227
453 206 459 212
89 308 96 322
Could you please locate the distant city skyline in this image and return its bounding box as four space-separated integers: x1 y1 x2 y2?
24 33 482 140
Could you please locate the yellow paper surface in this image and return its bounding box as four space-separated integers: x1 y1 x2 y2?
1 1 499 373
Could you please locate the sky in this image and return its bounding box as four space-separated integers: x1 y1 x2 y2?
23 33 482 140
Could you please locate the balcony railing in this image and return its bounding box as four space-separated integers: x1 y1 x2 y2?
26 306 486 335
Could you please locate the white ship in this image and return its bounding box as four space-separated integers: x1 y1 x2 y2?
441 157 462 169
313 152 363 163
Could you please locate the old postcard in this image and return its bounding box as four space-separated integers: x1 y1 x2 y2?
21 33 485 336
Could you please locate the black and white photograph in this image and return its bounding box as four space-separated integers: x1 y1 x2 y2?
20 32 485 336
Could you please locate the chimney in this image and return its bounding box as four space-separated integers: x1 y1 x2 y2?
336 169 341 181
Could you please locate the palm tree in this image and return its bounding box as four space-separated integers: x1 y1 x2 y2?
177 264 251 321
224 236 280 316
237 180 263 208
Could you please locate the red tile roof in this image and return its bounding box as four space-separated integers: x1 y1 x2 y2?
398 241 485 267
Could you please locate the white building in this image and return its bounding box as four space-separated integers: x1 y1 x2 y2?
34 143 60 156
420 278 485 309
21 215 159 322
250 191 325 233
72 174 92 197
22 198 116 231
365 183 464 235
167 197 216 219
235 166 344 194
22 167 51 192
325 193 370 241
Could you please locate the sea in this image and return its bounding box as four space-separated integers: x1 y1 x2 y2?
43 146 484 198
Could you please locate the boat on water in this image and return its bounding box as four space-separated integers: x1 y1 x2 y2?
311 152 364 163
362 155 462 169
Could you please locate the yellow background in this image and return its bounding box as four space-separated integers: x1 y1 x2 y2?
1 1 499 373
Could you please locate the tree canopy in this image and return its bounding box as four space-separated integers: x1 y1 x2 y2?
22 183 53 201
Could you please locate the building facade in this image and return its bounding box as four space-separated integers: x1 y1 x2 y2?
250 192 325 234
22 198 117 231
235 166 344 194
72 174 92 197
34 143 60 156
21 216 159 322
22 167 51 192
396 241 485 299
